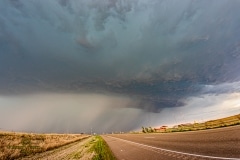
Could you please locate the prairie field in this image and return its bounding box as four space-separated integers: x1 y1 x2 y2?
0 131 88 160
166 113 240 132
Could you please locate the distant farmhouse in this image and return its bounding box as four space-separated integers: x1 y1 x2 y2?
154 126 168 132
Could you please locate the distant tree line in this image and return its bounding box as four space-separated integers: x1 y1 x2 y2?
142 127 155 133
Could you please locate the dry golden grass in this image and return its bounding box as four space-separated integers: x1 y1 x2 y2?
166 114 240 133
0 131 89 160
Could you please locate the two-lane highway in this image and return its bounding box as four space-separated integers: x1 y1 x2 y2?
102 125 240 160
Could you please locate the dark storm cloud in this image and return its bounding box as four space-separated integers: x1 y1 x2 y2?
1 0 240 111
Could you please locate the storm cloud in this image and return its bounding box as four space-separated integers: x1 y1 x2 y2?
0 0 240 133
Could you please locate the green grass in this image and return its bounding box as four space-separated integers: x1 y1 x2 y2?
91 136 115 160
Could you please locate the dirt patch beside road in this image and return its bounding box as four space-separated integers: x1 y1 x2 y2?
18 136 95 160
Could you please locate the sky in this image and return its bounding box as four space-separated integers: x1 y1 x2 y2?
0 0 240 133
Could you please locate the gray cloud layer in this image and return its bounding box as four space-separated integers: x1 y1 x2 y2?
1 0 240 112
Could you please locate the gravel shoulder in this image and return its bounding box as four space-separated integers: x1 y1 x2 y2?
18 136 95 160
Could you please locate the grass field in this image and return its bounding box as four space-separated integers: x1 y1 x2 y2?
166 113 240 133
0 132 88 160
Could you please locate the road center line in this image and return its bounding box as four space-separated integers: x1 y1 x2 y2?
107 136 240 160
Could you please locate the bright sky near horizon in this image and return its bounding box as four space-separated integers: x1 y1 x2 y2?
0 0 240 133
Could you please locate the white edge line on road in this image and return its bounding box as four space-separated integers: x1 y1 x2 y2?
107 136 240 160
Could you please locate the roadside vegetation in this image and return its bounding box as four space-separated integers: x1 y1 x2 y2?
142 127 155 133
90 136 115 160
0 131 88 160
142 113 240 133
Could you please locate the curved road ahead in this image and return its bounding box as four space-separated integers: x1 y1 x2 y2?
102 125 240 160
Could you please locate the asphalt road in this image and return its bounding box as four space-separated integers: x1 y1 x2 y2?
102 125 240 160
